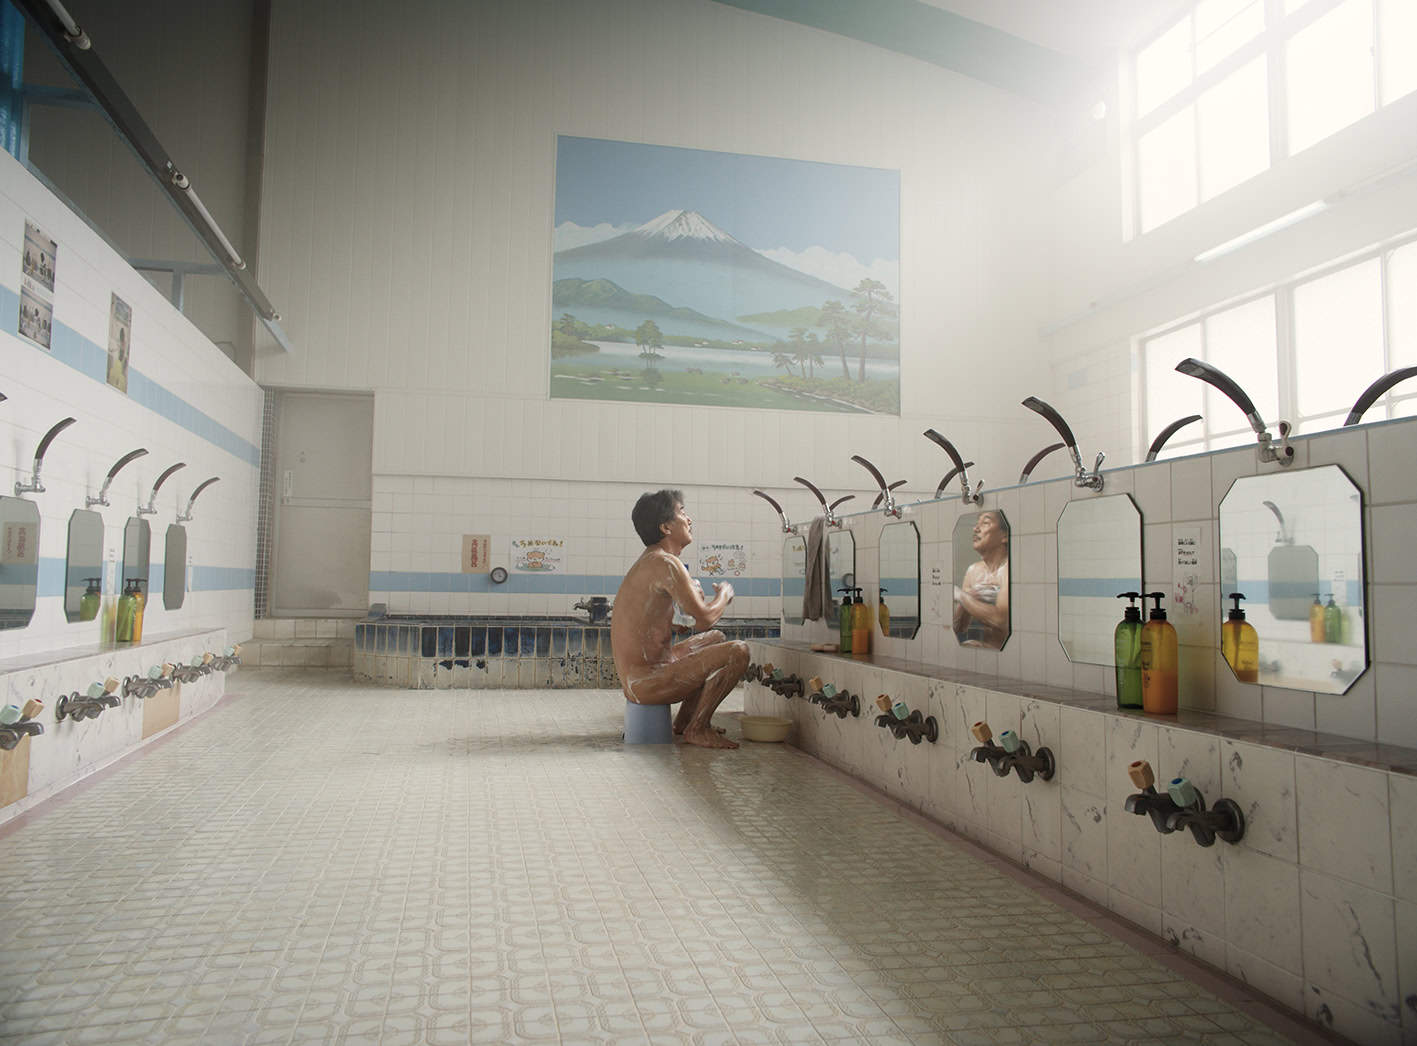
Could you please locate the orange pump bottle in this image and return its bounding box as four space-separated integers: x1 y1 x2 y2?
1139 591 1178 714
851 587 870 656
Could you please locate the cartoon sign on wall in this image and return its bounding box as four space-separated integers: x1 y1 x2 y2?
510 538 564 573
696 541 747 578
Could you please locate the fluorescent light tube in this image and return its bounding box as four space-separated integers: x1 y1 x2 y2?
1194 201 1328 263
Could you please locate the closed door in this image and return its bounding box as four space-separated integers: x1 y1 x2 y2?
270 391 373 615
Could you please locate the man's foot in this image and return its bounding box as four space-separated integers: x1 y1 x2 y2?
682 724 739 749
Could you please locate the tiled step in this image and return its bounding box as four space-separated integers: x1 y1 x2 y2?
246 619 355 668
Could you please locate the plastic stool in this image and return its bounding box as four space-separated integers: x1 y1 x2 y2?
624 700 673 744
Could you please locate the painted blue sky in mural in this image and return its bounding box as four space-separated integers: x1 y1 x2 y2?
554 136 900 263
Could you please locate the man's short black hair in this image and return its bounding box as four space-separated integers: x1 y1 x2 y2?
632 489 683 546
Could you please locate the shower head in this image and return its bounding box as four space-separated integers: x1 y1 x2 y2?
86 448 149 508
934 462 974 501
1021 398 1104 491
139 462 187 516
872 479 908 509
1018 442 1065 485
1344 366 1417 426
14 416 77 495
177 477 221 522
1145 415 1203 462
851 455 901 517
1174 358 1292 465
751 489 794 534
922 429 981 503
1173 359 1263 432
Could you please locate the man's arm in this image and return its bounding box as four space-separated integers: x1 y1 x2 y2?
665 556 733 630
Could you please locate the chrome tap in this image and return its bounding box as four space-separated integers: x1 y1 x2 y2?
1175 359 1293 466
138 462 186 516
850 455 901 518
86 448 148 508
750 490 796 534
792 476 854 528
1021 397 1104 491
14 417 77 495
177 477 221 522
922 429 982 503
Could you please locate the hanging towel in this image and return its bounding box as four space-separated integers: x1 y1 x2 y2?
803 517 828 621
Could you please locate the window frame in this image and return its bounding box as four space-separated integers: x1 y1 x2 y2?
1137 229 1417 459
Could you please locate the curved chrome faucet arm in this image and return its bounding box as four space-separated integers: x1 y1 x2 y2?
1345 365 1417 426
1018 442 1065 485
751 489 795 534
1145 415 1203 462
1174 358 1292 465
871 479 907 509
15 416 77 495
87 448 149 508
851 455 899 517
793 476 837 525
177 476 221 522
1022 397 1105 490
922 430 981 503
140 461 187 516
825 494 855 527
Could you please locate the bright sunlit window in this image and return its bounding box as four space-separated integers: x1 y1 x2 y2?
1140 234 1417 456
1130 0 1412 234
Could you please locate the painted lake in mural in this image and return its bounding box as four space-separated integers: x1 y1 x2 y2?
550 136 901 415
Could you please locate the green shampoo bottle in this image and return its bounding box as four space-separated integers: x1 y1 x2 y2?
837 586 853 653
1114 592 1144 709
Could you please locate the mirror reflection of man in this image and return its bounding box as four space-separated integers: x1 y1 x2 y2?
610 490 747 749
953 510 1010 649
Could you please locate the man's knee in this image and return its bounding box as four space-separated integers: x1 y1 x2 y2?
729 641 749 671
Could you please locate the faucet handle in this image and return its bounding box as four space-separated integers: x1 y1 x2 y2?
971 721 993 744
1128 760 1155 790
875 694 893 714
999 729 1020 753
807 676 823 693
1167 776 1199 807
21 698 43 720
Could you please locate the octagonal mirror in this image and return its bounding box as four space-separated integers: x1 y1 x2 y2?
121 516 150 607
1218 465 1366 693
781 534 806 625
952 509 1010 649
827 529 855 614
878 521 920 638
65 509 105 622
0 496 41 630
1057 495 1143 665
164 524 187 611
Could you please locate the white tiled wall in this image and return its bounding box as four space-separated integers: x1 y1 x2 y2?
369 476 803 620
0 151 262 659
745 651 1417 1045
783 418 1417 748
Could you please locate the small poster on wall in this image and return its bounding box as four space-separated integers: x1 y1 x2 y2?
696 541 747 578
510 537 564 573
107 293 131 393
461 534 491 573
19 219 57 349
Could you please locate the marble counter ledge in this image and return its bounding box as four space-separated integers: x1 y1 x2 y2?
0 628 230 675
754 639 1417 777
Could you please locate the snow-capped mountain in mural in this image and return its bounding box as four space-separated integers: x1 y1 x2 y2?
553 209 854 326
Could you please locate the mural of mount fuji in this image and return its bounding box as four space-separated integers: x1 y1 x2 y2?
550 136 901 415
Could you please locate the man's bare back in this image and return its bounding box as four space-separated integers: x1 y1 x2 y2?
611 494 748 749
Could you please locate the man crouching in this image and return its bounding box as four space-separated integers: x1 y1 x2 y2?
610 490 748 749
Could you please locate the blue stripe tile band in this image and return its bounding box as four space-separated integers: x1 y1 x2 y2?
368 571 782 597
1 284 261 466
38 556 253 596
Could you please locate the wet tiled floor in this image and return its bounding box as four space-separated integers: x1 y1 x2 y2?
0 670 1333 1045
